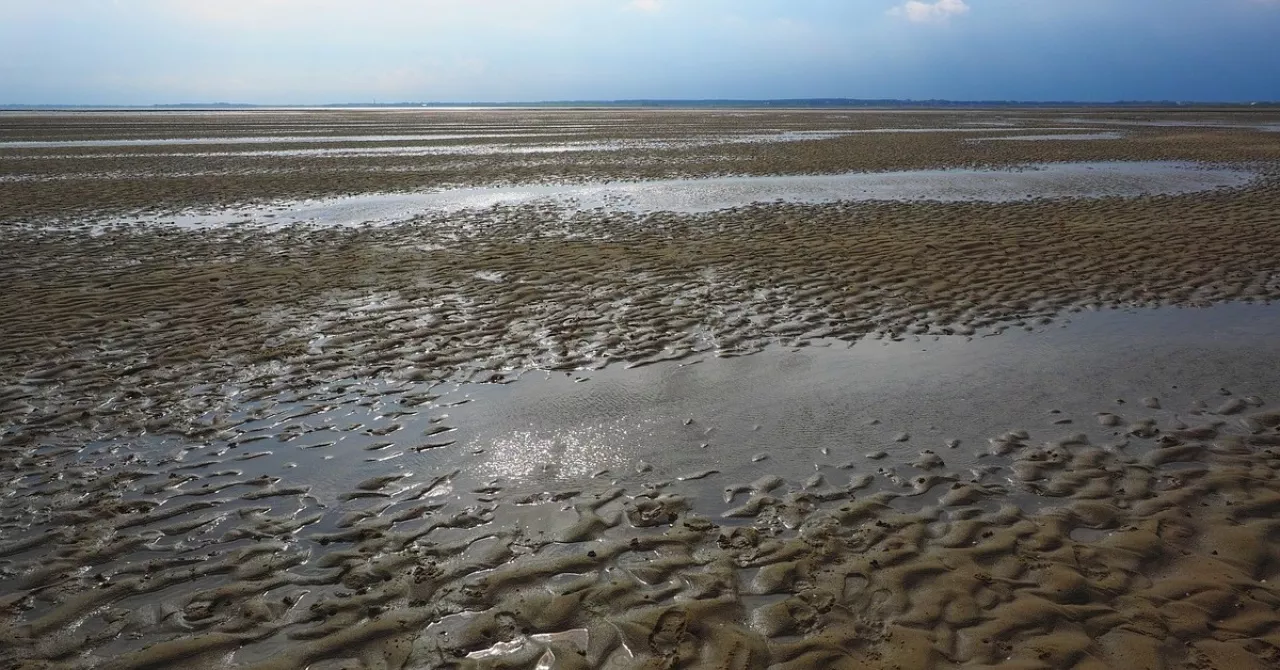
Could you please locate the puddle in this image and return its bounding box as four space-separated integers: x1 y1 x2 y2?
90 300 1274 500
84 161 1256 231
432 301 1280 493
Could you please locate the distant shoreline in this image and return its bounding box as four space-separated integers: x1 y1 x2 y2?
3 98 1280 111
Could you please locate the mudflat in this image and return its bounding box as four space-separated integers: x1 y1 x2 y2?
4 108 1280 669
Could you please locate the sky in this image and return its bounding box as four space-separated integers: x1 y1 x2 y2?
1 0 1279 105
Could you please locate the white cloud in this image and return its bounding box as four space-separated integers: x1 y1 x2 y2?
889 0 970 23
628 0 662 12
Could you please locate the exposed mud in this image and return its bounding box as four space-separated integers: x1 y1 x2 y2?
24 161 1256 231
6 107 1280 219
4 108 1280 669
6 372 1280 669
6 175 1280 435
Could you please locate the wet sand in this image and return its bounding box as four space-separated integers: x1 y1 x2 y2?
20 161 1253 232
4 108 1280 669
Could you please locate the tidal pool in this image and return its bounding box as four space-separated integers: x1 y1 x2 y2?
78 160 1257 231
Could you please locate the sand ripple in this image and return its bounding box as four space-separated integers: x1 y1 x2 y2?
4 107 1280 669
4 383 1280 668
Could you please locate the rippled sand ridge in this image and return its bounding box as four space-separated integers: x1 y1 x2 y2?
4 107 1280 669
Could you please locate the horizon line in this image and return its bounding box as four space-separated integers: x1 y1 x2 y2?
3 97 1280 111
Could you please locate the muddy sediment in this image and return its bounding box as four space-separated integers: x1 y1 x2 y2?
6 177 1280 437
5 383 1280 669
4 108 1280 668
5 108 1280 217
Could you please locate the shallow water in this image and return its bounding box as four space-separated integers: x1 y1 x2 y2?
6 290 1280 669
5 134 827 160
968 132 1124 142
84 161 1256 230
1057 117 1280 132
49 301 1280 506
356 301 1280 496
6 300 1280 667
0 126 1094 151
0 132 564 149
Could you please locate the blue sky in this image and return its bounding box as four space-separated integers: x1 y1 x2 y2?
1 0 1278 104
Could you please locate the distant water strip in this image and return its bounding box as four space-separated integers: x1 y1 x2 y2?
72 161 1257 231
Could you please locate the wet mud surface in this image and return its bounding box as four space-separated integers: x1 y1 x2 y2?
24 161 1257 231
4 108 1280 668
